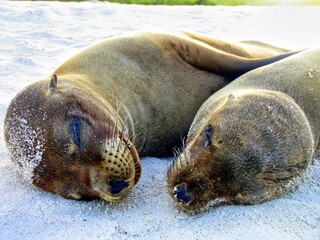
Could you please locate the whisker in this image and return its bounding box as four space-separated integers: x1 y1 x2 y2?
107 115 112 145
91 132 100 151
81 153 95 164
172 147 179 159
112 119 117 149
129 119 141 146
165 134 194 184
131 132 145 154
117 131 124 154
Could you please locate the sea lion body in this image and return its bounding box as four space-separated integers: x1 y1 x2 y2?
4 31 297 202
167 48 319 212
52 32 296 157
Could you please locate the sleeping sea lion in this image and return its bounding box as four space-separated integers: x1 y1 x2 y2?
4 31 298 202
167 48 319 212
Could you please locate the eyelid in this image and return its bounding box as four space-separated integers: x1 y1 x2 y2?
71 117 82 149
204 125 212 148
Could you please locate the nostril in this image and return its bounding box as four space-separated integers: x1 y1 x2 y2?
109 180 129 195
173 185 191 204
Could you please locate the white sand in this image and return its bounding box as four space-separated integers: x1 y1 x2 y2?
0 1 319 239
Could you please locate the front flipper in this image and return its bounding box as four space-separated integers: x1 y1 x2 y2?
165 33 302 78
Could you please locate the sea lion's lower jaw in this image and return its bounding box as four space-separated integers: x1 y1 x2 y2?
168 183 231 212
169 191 230 212
95 185 131 202
99 192 129 203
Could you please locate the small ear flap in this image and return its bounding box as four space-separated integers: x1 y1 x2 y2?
228 94 237 103
48 75 58 94
49 74 58 89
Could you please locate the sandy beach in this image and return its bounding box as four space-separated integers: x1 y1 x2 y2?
0 1 319 239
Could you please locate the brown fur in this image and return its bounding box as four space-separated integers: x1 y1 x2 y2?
167 48 319 212
4 31 297 202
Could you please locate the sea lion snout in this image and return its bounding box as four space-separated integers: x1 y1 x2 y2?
89 136 141 201
167 154 215 211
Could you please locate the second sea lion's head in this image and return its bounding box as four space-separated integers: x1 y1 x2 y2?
167 90 314 212
5 75 141 202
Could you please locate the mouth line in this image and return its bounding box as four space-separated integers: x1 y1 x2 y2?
177 198 194 207
99 190 130 202
176 199 213 213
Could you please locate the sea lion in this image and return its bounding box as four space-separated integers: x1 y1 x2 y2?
4 31 298 202
167 48 319 212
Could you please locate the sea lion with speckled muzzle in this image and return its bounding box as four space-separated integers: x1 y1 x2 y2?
167 48 319 212
4 31 298 202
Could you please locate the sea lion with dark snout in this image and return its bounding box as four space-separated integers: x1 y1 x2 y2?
167 48 319 212
4 31 298 202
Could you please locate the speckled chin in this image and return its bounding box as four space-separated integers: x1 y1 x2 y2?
90 136 142 202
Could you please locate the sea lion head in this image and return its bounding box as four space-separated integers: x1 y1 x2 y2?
167 90 314 212
5 75 141 202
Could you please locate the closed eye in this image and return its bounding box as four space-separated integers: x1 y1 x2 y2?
204 125 212 148
71 117 82 149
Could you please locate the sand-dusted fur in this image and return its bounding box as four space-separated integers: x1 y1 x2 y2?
167 48 319 212
5 31 298 202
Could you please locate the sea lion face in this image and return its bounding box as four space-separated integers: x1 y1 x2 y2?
5 76 141 202
167 90 313 212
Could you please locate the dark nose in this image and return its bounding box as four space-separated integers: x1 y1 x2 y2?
173 184 191 204
109 180 129 195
